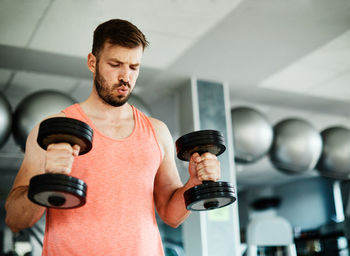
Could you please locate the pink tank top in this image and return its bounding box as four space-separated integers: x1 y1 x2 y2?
42 104 164 256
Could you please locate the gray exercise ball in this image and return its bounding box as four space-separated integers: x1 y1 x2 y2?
128 95 152 116
231 107 273 163
0 93 12 148
316 126 350 180
270 118 322 174
13 90 76 151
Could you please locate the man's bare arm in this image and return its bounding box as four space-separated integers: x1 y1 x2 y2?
152 119 220 228
5 113 65 232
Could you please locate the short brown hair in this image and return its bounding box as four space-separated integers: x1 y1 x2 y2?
92 19 149 57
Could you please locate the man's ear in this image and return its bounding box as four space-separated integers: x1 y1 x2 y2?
87 53 96 73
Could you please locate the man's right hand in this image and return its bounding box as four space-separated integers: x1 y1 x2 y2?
45 143 80 175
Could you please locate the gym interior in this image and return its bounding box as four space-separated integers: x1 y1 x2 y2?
1 0 350 255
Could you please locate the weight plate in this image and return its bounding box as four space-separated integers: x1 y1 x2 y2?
39 117 93 134
177 130 224 140
179 130 224 137
178 135 225 145
178 132 225 140
185 191 236 211
185 190 235 206
184 182 235 208
30 173 86 188
37 117 93 155
176 130 226 161
29 183 86 195
176 135 225 149
179 137 225 146
39 118 93 140
30 178 87 193
29 191 85 209
177 143 226 161
184 182 234 194
38 129 92 155
176 133 225 147
28 184 86 209
184 185 235 199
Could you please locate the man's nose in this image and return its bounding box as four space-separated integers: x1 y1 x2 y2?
118 67 130 83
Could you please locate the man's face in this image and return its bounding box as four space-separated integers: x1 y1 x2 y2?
93 43 143 107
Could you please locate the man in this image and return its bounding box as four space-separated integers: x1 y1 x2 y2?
5 19 221 255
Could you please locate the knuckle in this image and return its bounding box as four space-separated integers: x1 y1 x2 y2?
196 163 203 171
201 161 209 168
203 152 216 159
63 167 71 174
46 145 55 152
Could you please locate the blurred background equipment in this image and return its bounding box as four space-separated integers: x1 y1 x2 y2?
0 93 12 149
245 197 297 256
12 90 76 151
316 126 350 180
269 118 322 175
231 106 273 164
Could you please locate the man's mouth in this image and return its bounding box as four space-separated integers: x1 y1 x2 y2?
116 86 129 95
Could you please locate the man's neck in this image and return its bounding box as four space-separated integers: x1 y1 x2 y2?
80 92 132 122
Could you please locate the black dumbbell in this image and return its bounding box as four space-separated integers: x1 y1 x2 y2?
176 130 236 211
27 117 93 209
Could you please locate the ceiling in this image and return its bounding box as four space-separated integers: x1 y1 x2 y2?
0 0 350 201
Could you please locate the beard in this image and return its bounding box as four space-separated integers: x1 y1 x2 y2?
94 64 132 107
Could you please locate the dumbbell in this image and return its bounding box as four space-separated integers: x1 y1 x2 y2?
176 130 236 211
27 117 93 209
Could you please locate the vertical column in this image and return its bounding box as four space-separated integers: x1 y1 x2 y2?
178 78 241 256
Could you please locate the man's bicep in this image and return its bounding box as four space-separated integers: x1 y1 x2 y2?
11 124 46 190
153 124 183 208
154 154 183 208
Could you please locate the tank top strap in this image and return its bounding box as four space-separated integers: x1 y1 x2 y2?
131 105 162 164
62 103 90 124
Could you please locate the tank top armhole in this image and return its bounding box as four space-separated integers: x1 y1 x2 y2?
149 120 163 165
134 107 163 165
61 103 79 118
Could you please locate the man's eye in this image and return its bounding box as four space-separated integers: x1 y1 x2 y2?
109 63 120 67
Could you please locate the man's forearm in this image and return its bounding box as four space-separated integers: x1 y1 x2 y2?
5 186 45 232
161 181 196 228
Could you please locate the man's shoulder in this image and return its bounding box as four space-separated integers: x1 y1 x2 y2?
147 117 168 133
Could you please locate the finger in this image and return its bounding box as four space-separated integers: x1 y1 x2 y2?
190 152 201 163
188 152 202 179
196 159 221 181
72 144 81 157
200 152 217 160
196 158 220 171
47 142 73 153
197 169 220 181
46 166 72 175
45 159 73 174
